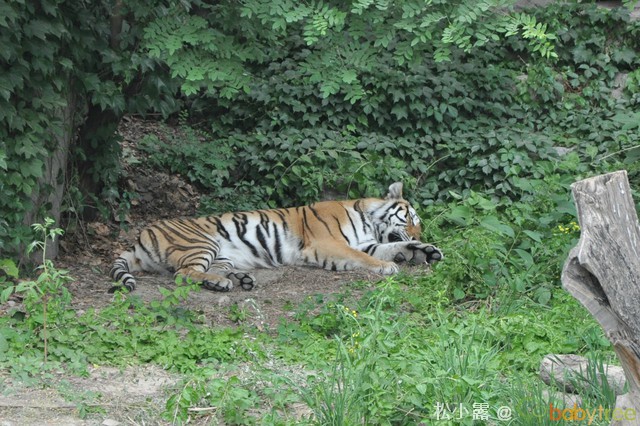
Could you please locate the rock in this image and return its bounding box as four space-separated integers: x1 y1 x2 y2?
611 73 629 100
217 295 231 307
540 354 627 395
553 146 574 156
542 389 583 407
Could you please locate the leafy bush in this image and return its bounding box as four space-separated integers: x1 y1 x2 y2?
150 2 638 210
420 160 580 305
138 129 235 192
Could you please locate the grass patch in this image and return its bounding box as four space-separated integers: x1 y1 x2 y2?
0 207 619 424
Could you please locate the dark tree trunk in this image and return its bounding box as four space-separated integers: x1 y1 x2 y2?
24 92 77 261
74 105 123 221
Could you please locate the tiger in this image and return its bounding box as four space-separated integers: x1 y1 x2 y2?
109 182 442 293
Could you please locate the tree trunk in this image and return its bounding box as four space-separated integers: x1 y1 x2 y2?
561 170 640 426
24 91 77 261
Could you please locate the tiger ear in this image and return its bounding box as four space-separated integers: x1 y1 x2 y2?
386 182 403 200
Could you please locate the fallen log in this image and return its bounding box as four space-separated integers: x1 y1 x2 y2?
561 170 640 426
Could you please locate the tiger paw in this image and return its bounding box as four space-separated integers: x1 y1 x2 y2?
227 272 256 291
376 262 399 275
406 242 443 265
202 278 233 292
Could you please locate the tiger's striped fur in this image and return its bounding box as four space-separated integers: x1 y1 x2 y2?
109 182 442 292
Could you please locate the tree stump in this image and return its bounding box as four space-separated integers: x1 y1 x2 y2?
561 170 640 425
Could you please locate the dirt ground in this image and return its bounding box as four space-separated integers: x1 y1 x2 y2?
0 118 432 425
0 261 401 426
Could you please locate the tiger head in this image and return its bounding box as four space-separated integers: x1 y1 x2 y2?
371 182 422 243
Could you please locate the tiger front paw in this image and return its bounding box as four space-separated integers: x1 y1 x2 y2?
397 243 443 265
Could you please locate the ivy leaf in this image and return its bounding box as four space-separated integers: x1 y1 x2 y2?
21 159 44 178
391 105 408 120
59 58 73 70
446 205 472 226
320 81 340 98
0 259 18 278
611 47 637 64
535 287 551 305
341 70 358 84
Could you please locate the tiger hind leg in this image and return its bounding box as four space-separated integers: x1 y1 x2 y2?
165 246 234 292
109 251 139 293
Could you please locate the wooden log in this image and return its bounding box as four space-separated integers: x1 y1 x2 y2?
561 170 640 426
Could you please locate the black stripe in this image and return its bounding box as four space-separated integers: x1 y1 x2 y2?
334 216 351 244
113 271 129 280
342 205 359 238
234 213 260 257
180 261 209 271
272 222 283 264
139 231 161 263
259 212 271 237
211 217 230 240
308 205 334 236
256 226 273 264
301 208 315 238
383 202 408 225
165 220 211 242
166 242 217 254
180 252 214 265
354 200 371 235
382 202 400 220
362 244 376 254
273 209 289 232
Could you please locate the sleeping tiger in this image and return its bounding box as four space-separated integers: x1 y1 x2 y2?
109 182 442 292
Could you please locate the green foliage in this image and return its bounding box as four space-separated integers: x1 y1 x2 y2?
164 375 260 425
0 258 19 288
1 2 636 423
280 280 611 424
3 0 633 255
138 129 234 191
0 0 183 256
0 0 66 254
0 219 73 363
159 2 637 209
0 247 616 425
422 164 580 305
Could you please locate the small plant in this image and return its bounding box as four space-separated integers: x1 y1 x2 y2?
164 375 260 425
229 302 248 323
1 218 73 363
